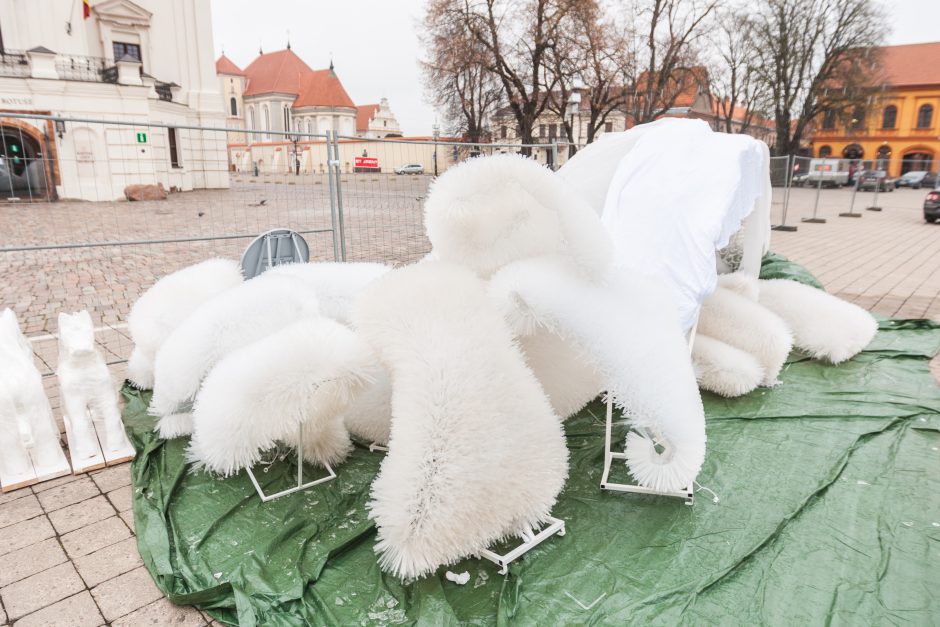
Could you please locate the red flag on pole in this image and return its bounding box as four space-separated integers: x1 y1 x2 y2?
83 0 91 19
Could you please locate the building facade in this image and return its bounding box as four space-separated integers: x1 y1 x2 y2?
217 48 402 173
490 68 774 168
0 0 228 201
356 98 402 138
811 42 940 177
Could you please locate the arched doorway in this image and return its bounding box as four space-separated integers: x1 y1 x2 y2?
901 151 933 175
842 144 864 183
876 145 891 172
0 123 50 200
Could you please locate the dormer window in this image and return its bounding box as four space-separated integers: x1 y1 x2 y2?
113 41 142 63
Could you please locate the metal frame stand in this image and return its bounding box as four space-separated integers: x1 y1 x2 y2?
802 172 827 224
772 154 798 232
866 178 883 212
599 320 696 504
244 424 336 502
839 176 863 218
599 396 693 504
478 517 566 575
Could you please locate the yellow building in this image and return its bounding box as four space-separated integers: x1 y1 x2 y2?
811 42 940 177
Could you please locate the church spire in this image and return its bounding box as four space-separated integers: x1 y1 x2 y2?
286 29 291 50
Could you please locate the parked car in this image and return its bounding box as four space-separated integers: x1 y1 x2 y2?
924 186 940 223
395 164 424 175
898 170 938 189
858 170 895 192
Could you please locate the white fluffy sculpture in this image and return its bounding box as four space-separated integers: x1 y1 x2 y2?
690 273 877 397
424 153 706 493
757 278 878 364
0 309 62 476
127 258 243 390
57 311 131 458
149 273 319 438
265 261 395 445
354 262 569 580
187 317 375 476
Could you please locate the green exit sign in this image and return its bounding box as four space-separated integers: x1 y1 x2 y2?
136 132 147 143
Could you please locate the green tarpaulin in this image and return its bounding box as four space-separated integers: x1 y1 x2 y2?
127 256 940 625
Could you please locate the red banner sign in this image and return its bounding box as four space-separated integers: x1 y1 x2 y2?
355 156 379 169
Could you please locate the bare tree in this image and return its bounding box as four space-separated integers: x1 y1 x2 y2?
748 0 886 156
421 0 503 143
543 3 632 148
626 0 718 125
708 8 769 136
461 0 587 150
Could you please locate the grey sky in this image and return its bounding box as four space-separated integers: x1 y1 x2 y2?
210 0 940 137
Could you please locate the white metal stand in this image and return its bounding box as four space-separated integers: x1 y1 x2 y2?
599 321 698 504
599 396 693 504
244 423 336 502
478 516 566 575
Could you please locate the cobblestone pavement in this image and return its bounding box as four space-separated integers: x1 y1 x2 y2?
0 181 938 625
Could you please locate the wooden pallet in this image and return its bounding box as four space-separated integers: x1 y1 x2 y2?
64 411 135 475
0 441 71 493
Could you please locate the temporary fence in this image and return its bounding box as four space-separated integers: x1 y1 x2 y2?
4 111 935 402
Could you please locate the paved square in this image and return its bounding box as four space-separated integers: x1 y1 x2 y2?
0 179 937 624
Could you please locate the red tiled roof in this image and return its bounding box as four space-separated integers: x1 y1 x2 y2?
357 104 379 130
292 69 356 109
215 54 244 76
243 49 314 96
876 42 940 87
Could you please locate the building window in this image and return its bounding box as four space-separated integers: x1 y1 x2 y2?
881 105 897 129
262 105 270 139
548 123 557 139
822 109 836 129
605 122 613 133
307 118 314 134
818 145 832 158
112 41 142 63
917 104 934 129
230 97 237 117
539 124 546 137
168 127 181 168
248 105 255 130
283 105 290 133
850 107 865 130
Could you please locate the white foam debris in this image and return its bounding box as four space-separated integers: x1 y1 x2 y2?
445 571 470 585
856 480 870 486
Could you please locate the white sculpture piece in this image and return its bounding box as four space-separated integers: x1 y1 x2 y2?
0 309 69 488
150 273 320 439
187 317 375 476
354 262 569 580
127 258 244 390
425 153 706 494
57 311 132 466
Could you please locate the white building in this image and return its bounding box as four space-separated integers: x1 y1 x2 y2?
0 0 227 201
356 98 402 138
216 48 402 171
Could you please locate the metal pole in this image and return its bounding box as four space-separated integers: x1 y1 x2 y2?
330 131 347 261
324 132 341 262
866 169 883 211
773 154 798 231
551 140 559 171
802 161 826 223
839 173 862 218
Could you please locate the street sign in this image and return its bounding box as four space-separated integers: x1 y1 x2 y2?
136 132 147 143
354 156 378 169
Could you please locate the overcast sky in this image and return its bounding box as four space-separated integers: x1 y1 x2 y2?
210 0 940 137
